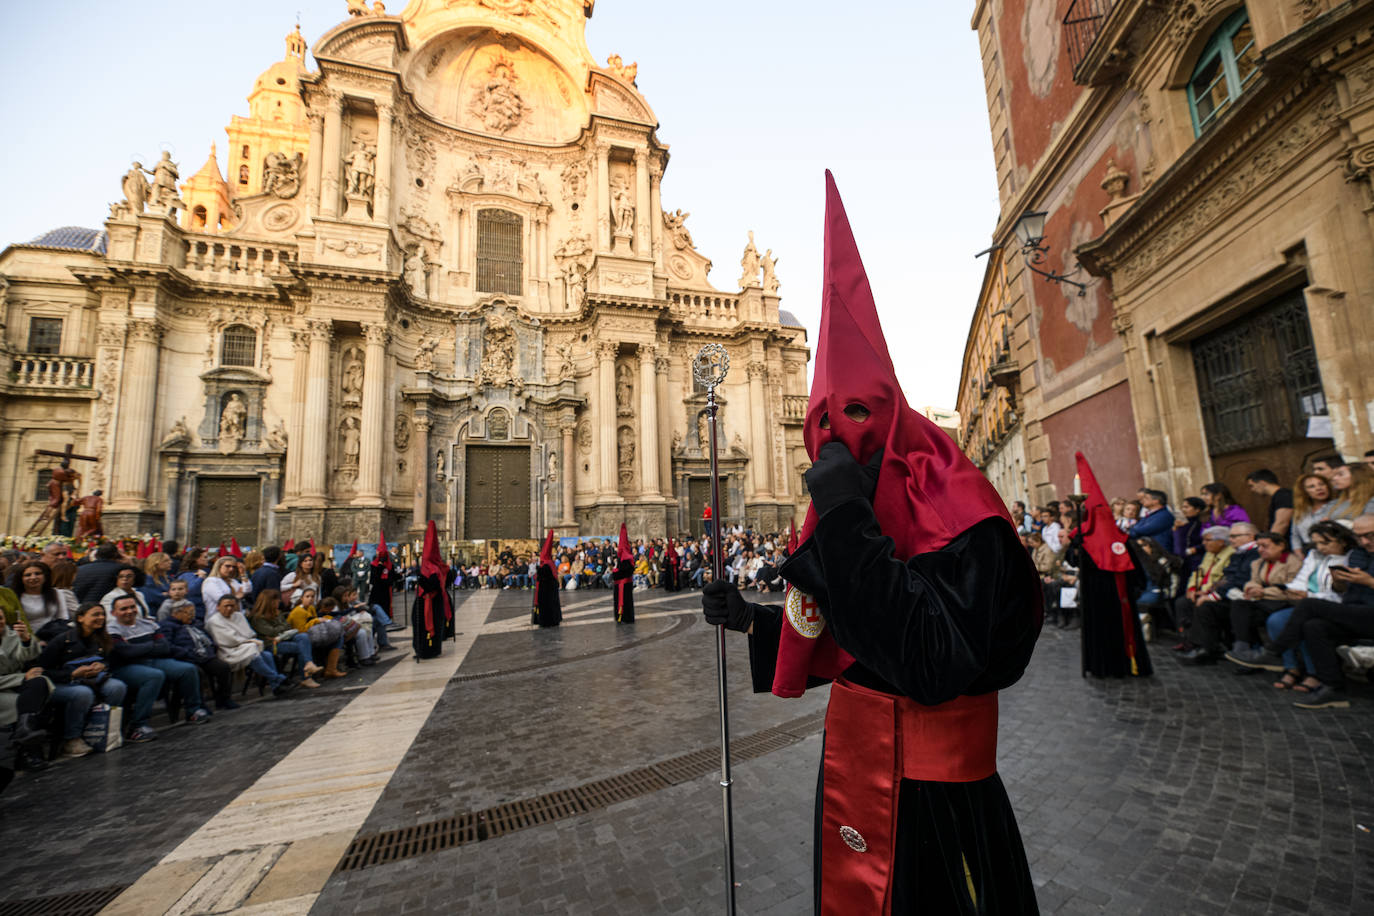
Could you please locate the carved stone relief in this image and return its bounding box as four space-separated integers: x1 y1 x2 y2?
576 418 592 454
479 319 517 387
470 53 525 133
341 346 364 407
663 209 695 250
617 424 636 488
394 414 411 451
262 152 304 198
218 393 248 454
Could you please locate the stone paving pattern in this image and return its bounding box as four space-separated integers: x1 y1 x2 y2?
1 587 1372 914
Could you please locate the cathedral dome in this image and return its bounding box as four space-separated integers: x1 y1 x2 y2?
26 226 108 254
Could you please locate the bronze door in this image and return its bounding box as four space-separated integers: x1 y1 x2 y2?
193 477 261 547
465 445 531 538
688 477 730 537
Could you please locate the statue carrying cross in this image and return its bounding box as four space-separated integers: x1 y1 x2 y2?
27 444 98 537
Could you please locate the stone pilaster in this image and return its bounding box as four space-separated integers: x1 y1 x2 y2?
747 360 772 498
320 91 343 219
375 103 394 224
284 328 310 502
596 144 611 252
112 319 161 507
649 162 663 267
412 415 431 530
305 108 324 222
655 355 672 499
634 149 651 257
299 319 333 503
560 419 577 525
597 342 618 496
355 323 389 504
638 345 659 496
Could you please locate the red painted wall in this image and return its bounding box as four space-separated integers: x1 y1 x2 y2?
997 0 1084 172
1040 381 1143 500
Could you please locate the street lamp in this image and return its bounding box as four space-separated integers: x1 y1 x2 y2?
1010 210 1088 297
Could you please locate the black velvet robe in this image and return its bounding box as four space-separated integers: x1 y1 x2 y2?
369 562 394 620
533 563 562 627
1064 536 1153 679
612 559 634 623
748 501 1042 914
412 573 445 659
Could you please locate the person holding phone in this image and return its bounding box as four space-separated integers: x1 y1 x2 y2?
32 603 128 757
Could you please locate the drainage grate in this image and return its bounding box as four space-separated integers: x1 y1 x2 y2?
0 885 128 916
334 708 828 875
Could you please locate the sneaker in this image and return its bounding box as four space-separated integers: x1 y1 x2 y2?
187 707 213 724
1337 645 1374 672
127 726 158 743
61 738 94 758
1224 647 1285 671
1293 684 1350 709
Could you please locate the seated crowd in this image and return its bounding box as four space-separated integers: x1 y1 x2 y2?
0 539 404 794
1016 452 1374 710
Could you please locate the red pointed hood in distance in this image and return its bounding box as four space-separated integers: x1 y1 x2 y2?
787 519 798 554
309 538 317 557
345 539 358 563
1075 451 1133 572
229 537 244 559
218 542 226 557
420 521 446 579
375 532 393 570
774 171 1015 698
283 538 295 551
617 523 633 564
540 529 555 568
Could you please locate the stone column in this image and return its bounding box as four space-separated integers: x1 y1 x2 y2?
649 162 663 267
633 149 651 257
355 323 389 504
162 463 180 542
638 345 660 496
263 474 280 544
374 103 394 224
300 319 333 503
560 419 576 525
596 144 611 252
305 108 324 220
655 355 672 499
320 91 344 219
412 415 430 530
113 319 161 506
284 329 310 501
747 361 772 498
597 342 618 496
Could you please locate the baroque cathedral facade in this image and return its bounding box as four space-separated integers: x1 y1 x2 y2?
0 0 810 545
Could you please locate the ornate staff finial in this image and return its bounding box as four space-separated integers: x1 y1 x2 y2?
692 343 730 391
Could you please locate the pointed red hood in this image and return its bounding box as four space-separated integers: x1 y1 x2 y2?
540 529 555 568
229 537 244 560
308 538 317 557
421 521 446 579
787 519 798 554
218 541 226 557
617 524 633 563
374 531 393 570
136 539 152 559
775 171 1015 698
1075 451 1133 571
344 539 358 564
283 538 295 551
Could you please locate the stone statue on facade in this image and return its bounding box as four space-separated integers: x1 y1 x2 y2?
150 152 187 211
342 350 364 406
612 182 635 241
265 419 288 452
341 416 361 467
697 411 710 452
471 55 525 134
218 394 247 454
406 249 429 298
617 425 635 483
394 415 411 451
563 260 587 310
761 249 780 294
435 447 446 481
344 141 376 198
479 323 517 387
414 336 438 373
547 450 558 483
616 363 634 416
606 54 638 85
739 231 761 288
121 162 150 215
664 209 695 250
263 151 304 198
160 416 192 450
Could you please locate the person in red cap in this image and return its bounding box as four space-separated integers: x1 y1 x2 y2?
1067 452 1153 680
532 529 562 627
703 172 1041 913
413 521 451 659
612 524 635 624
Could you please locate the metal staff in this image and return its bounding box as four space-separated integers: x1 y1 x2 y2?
692 343 737 915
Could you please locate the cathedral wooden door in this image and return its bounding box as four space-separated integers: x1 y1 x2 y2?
465 445 531 538
688 476 730 537
193 477 261 547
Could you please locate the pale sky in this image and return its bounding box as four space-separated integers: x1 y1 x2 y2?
0 0 999 407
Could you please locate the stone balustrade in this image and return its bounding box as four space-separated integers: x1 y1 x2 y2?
782 394 807 423
669 290 740 325
184 236 296 280
10 354 94 389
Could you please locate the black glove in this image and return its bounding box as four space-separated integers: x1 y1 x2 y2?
805 442 883 514
702 580 754 633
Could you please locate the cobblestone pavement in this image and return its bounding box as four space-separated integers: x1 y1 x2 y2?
1 586 1371 914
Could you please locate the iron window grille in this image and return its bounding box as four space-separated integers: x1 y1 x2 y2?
220 324 257 367
1187 8 1258 136
476 209 523 296
27 317 62 354
34 468 53 502
1192 289 1326 455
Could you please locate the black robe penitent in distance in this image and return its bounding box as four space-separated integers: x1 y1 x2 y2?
749 501 1042 915
1065 536 1153 679
369 562 394 620
612 559 634 623
413 573 445 659
533 563 561 627
663 555 681 592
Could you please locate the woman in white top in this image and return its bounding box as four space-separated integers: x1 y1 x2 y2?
1280 521 1354 604
201 556 252 616
5 560 75 634
203 594 291 695
99 565 152 619
279 553 320 607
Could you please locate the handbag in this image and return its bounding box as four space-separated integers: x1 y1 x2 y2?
65 655 110 687
307 618 343 647
82 704 124 753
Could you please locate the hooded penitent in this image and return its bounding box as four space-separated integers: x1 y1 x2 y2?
414 520 452 657
773 171 1016 699
533 529 561 627
229 537 244 560
1075 451 1141 674
370 531 395 620
612 523 635 624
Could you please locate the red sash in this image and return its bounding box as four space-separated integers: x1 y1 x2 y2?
820 678 998 915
